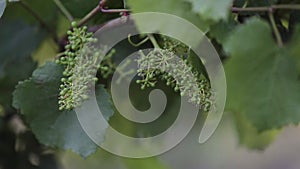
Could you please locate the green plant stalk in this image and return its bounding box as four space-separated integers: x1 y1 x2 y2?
268 12 283 47
231 4 300 13
53 0 74 21
148 34 160 49
77 5 101 27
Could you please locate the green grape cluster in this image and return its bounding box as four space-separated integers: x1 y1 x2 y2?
136 37 213 112
98 49 116 78
160 35 190 56
56 22 115 111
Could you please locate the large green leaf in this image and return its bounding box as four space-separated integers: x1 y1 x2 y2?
232 111 280 150
0 20 45 62
224 18 300 131
209 17 237 44
0 20 44 109
127 0 210 32
4 0 58 25
186 0 233 21
289 25 300 57
13 62 114 157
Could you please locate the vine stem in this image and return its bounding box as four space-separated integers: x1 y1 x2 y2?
231 4 300 47
268 11 283 47
77 4 101 27
77 0 130 27
148 34 160 49
231 4 300 13
18 1 58 42
53 0 74 21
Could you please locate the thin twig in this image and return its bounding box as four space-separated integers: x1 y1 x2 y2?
231 6 271 13
101 8 130 13
268 11 283 47
78 4 101 27
18 1 58 42
55 52 65 59
77 0 130 27
53 0 74 21
231 4 300 13
100 0 130 13
273 4 300 10
128 34 150 47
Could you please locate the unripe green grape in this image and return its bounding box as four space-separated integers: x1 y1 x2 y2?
71 21 77 27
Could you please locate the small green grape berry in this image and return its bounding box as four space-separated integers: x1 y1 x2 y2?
59 91 65 95
67 30 72 35
65 44 71 49
68 57 74 62
66 105 72 110
71 21 77 27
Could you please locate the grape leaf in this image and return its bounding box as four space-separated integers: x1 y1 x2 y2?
127 0 210 32
13 62 114 157
4 0 58 25
0 20 44 109
288 25 300 73
209 17 237 44
224 18 300 131
233 111 280 150
185 0 233 21
0 0 6 18
0 20 45 61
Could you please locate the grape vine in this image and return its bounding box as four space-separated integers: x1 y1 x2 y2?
1 0 300 166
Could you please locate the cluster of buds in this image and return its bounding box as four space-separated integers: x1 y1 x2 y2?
136 47 213 113
56 22 115 111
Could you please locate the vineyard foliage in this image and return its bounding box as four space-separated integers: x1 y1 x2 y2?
0 0 300 168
